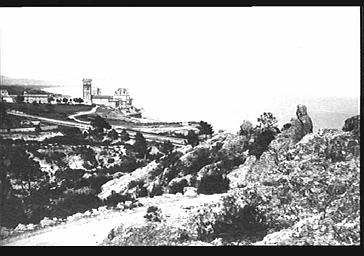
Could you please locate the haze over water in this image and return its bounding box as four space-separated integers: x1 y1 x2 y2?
45 84 360 133
1 7 360 132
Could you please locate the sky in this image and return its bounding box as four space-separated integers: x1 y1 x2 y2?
0 7 360 132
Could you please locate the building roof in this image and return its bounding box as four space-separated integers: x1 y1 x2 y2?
92 95 113 99
23 94 49 97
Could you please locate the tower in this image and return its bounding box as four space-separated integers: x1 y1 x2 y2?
82 78 92 105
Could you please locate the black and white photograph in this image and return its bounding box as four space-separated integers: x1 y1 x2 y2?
0 6 360 246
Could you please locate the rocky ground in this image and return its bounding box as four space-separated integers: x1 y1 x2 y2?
0 109 360 246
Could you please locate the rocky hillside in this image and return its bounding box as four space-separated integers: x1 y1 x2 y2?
99 108 360 246
0 105 360 246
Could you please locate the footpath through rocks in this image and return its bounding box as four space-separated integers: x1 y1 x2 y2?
0 193 223 246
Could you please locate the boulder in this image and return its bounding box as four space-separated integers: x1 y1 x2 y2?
183 187 197 198
281 104 314 143
98 161 159 200
296 104 313 134
15 224 27 232
227 155 256 189
342 115 360 136
40 217 54 228
167 175 193 194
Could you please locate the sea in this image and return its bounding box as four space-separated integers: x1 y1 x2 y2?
44 85 360 134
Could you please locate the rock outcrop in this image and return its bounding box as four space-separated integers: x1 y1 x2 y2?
227 155 256 189
342 115 360 137
98 161 160 200
281 104 314 144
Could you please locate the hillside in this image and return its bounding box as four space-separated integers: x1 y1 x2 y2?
0 75 60 87
0 106 360 246
0 75 61 95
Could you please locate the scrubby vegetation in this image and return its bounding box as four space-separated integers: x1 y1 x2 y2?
0 107 360 246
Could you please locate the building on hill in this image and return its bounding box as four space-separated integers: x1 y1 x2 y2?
82 78 140 115
83 78 92 105
93 87 101 96
23 91 50 104
0 89 14 102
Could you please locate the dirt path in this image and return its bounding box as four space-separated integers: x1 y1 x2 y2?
68 105 99 124
0 194 223 246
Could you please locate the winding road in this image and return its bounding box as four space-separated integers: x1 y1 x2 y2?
68 105 99 124
6 109 187 146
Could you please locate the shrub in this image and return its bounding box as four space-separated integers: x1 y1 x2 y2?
159 140 174 156
144 206 162 222
257 112 278 130
183 148 214 175
186 130 199 147
51 187 102 218
198 121 214 136
87 174 113 194
239 120 254 136
249 129 276 159
104 191 133 207
190 193 267 242
197 173 230 195
90 115 111 132
132 132 149 159
107 129 119 140
168 178 189 194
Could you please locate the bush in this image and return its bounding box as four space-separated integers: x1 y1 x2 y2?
168 178 189 194
186 130 199 147
198 121 214 136
107 129 119 140
51 187 102 218
159 140 174 156
190 193 267 242
197 173 230 195
144 206 162 222
183 148 214 175
239 120 254 136
249 129 276 159
87 174 113 194
104 191 133 207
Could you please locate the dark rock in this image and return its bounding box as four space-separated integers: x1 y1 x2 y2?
296 104 313 134
281 104 314 143
342 115 360 137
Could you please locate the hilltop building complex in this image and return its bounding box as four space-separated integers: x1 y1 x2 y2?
82 78 140 115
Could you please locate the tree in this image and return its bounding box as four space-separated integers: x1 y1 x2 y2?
35 125 42 133
120 129 130 142
0 102 6 120
107 129 119 140
186 130 199 147
198 121 214 136
47 97 54 104
73 98 84 104
15 95 24 103
133 132 149 159
160 140 174 156
248 112 280 159
257 112 278 130
91 115 111 132
239 120 254 136
0 144 48 227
